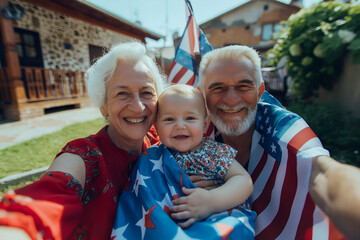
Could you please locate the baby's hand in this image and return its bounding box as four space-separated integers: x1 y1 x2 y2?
170 187 213 228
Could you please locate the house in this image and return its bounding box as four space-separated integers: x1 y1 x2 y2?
199 0 301 56
171 0 300 104
188 0 300 103
152 46 175 76
0 0 162 121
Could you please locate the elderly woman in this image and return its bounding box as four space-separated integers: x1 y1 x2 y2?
0 41 165 239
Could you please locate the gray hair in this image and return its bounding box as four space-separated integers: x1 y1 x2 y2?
86 41 165 107
198 45 263 92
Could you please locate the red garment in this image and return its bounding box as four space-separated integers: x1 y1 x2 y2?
0 126 159 240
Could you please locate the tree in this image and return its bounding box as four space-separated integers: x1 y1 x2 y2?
267 2 360 99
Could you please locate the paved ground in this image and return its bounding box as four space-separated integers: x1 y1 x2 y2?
0 107 102 150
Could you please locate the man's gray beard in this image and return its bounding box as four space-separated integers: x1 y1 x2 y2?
210 105 257 136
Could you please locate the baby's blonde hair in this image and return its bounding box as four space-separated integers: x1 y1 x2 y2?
157 84 207 117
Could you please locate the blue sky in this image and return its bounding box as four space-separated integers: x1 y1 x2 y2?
85 0 321 48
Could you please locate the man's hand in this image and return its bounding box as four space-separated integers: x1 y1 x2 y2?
188 175 219 190
170 187 213 228
310 156 360 240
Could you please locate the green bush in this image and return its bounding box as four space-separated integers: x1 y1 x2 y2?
267 2 360 99
286 100 360 167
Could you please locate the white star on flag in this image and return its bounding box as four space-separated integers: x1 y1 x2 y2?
168 184 178 198
156 193 173 214
265 117 270 124
110 224 128 240
272 129 278 137
135 205 156 240
150 155 164 173
135 206 148 240
172 225 191 239
271 142 277 152
133 170 150 197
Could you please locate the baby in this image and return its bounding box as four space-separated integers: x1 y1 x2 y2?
155 84 254 228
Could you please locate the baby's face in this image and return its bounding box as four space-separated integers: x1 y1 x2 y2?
155 94 208 153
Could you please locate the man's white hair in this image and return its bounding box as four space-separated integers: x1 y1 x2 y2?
198 45 263 92
86 41 165 108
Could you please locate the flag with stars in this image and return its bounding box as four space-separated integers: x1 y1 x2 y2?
111 144 256 240
246 91 341 239
167 0 212 86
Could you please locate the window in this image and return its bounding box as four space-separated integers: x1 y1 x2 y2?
0 32 5 67
14 28 43 67
89 44 107 65
261 22 282 40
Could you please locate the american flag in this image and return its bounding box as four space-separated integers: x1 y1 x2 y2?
246 91 344 239
167 0 212 86
111 144 256 240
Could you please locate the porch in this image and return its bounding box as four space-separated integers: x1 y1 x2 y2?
0 67 91 121
0 0 163 122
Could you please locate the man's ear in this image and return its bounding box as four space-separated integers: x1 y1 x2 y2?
197 86 206 100
258 82 265 100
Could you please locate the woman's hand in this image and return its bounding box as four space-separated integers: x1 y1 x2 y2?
170 187 214 228
188 175 218 190
0 226 31 240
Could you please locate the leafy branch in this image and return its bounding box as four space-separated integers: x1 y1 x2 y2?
267 2 360 99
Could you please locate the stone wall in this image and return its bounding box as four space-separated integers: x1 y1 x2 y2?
10 0 132 71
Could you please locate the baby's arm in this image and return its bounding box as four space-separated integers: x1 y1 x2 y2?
170 160 253 228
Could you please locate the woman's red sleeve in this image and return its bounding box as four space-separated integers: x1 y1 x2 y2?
0 172 83 240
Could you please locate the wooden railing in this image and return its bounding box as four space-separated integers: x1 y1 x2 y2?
21 67 87 102
0 68 12 103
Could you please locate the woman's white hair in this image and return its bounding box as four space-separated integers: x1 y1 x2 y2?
198 45 263 92
86 41 165 107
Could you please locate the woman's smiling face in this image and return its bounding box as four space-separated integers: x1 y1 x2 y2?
100 61 158 145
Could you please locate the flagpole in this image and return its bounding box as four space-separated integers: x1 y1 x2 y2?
161 0 169 70
167 0 212 86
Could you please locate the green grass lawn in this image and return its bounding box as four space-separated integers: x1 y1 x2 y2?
0 118 105 179
1 118 105 195
0 175 41 196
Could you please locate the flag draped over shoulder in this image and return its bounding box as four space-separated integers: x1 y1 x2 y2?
111 144 256 240
246 91 344 239
167 0 212 86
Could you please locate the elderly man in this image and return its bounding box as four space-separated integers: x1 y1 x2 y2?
197 45 359 239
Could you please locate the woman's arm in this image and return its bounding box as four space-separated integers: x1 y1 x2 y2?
47 152 86 189
170 160 253 228
0 153 86 239
309 156 360 240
